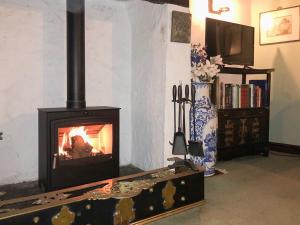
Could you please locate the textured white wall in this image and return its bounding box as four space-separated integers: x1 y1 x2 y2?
85 0 132 166
0 0 132 185
163 4 191 165
251 0 300 145
127 0 167 170
127 1 191 170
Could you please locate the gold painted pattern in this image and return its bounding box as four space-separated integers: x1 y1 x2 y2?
86 179 156 200
113 198 135 225
51 206 75 225
86 170 175 200
162 181 176 210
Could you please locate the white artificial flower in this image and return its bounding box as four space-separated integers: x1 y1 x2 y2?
200 63 209 76
210 55 223 65
191 43 223 82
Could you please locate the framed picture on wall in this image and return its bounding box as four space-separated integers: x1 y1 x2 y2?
260 6 300 45
171 11 191 43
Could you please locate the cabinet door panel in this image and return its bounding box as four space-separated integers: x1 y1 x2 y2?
218 109 268 148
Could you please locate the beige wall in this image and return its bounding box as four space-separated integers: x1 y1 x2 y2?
190 0 252 44
251 0 300 145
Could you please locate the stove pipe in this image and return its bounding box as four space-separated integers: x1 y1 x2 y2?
66 0 86 109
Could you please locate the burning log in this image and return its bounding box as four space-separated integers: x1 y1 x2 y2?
71 135 93 159
63 135 93 159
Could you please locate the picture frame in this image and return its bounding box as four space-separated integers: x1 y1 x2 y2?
171 11 191 43
260 6 300 45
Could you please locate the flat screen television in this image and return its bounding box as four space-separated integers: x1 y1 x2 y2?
205 18 254 66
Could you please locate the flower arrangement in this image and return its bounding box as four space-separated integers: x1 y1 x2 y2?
191 44 223 82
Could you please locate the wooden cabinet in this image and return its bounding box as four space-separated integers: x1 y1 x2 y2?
218 108 269 160
216 67 274 160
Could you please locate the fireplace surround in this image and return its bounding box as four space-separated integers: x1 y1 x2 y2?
38 0 119 191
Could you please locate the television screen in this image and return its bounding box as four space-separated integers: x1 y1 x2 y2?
205 18 254 66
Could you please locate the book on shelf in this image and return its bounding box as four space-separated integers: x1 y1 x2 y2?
225 84 233 108
238 85 241 108
240 84 249 108
214 76 221 108
215 81 267 109
249 84 255 108
220 81 224 109
249 80 268 107
232 84 239 108
256 85 262 107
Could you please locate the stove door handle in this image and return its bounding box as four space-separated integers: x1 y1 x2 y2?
53 153 58 170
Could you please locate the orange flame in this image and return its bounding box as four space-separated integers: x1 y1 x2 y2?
59 126 100 156
68 126 93 145
59 132 68 155
58 124 113 159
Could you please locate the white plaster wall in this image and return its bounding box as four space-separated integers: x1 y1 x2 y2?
251 0 300 145
163 4 191 165
127 0 167 170
127 1 191 170
0 0 132 185
85 0 132 166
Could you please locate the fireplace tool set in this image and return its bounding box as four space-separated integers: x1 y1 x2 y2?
169 84 204 170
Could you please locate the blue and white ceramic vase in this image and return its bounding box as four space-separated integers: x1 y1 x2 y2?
189 82 218 176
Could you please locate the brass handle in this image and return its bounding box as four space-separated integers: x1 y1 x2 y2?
53 153 58 170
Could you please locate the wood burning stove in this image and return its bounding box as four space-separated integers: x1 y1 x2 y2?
38 0 119 191
38 107 119 191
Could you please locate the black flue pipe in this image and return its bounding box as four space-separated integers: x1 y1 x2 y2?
66 0 86 108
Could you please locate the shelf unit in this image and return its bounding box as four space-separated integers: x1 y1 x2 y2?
216 67 274 160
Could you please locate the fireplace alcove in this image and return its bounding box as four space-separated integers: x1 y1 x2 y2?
37 0 123 192
38 107 120 191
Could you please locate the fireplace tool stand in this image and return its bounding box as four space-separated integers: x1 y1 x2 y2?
168 84 203 171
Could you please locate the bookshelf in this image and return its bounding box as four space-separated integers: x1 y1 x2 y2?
215 67 275 160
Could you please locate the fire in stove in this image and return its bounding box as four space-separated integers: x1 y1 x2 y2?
58 124 112 160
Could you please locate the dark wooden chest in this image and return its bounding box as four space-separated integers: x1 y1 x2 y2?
0 167 204 225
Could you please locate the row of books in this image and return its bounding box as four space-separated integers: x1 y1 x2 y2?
215 78 268 109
